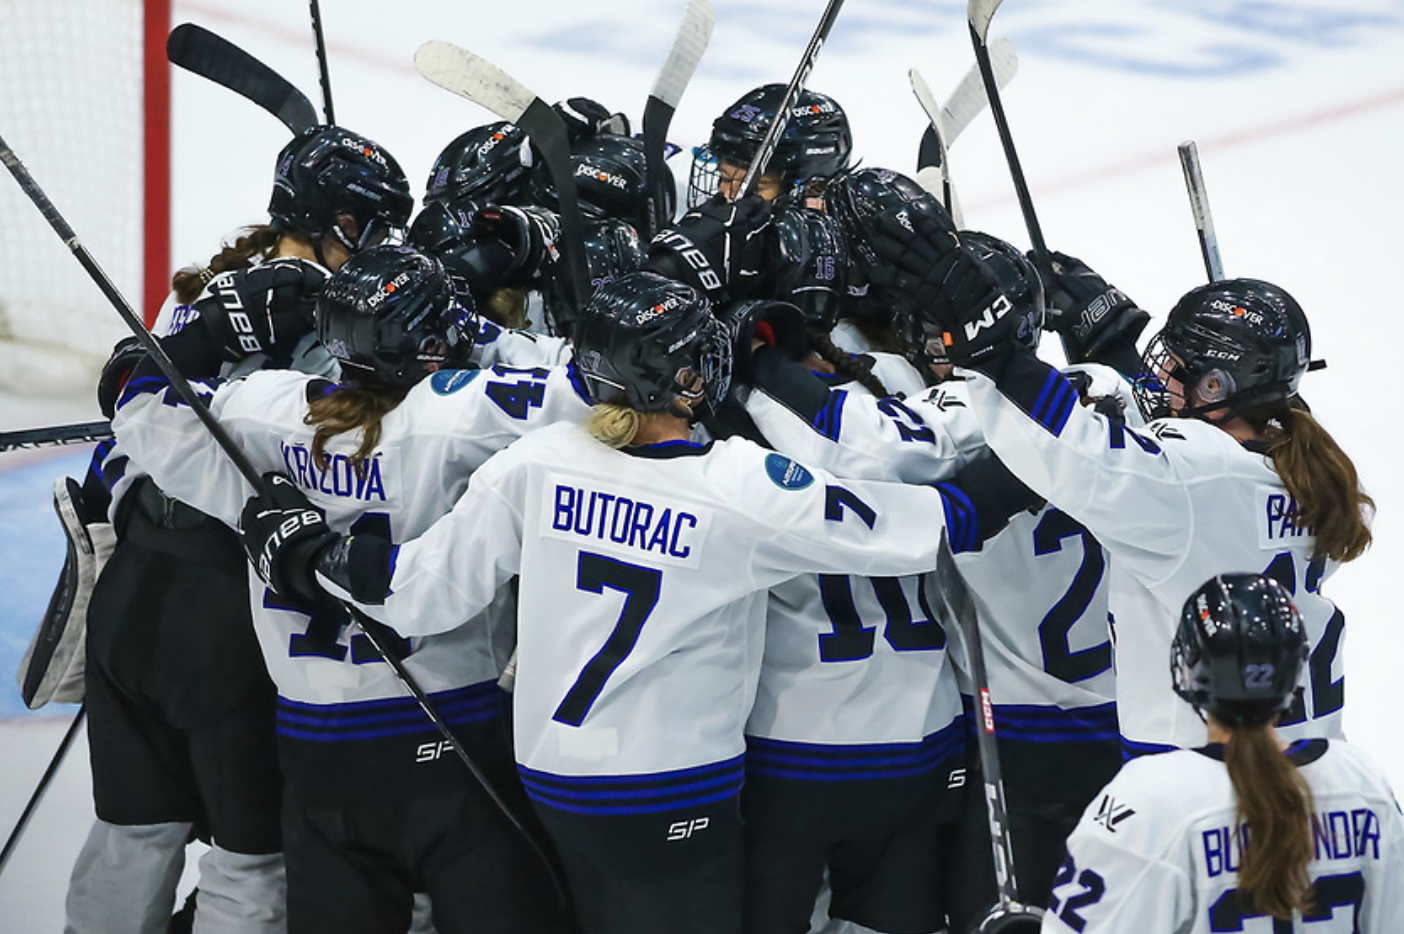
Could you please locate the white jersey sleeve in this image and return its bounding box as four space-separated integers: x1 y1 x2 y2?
470 319 573 369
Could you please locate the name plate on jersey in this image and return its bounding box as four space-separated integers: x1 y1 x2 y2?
1257 484 1315 550
542 473 712 569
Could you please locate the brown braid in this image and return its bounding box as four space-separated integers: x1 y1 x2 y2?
172 226 282 303
810 330 893 398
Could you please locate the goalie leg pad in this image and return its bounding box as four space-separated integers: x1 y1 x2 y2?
18 477 116 708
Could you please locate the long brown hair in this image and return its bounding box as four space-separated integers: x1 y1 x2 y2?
304 384 408 475
171 225 282 303
1223 716 1315 918
809 330 893 399
1250 403 1374 562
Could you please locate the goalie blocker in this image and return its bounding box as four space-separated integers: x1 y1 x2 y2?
18 477 115 708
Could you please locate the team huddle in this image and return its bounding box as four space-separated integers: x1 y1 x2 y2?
31 38 1402 934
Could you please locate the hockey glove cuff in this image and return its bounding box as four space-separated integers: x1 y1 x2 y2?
239 473 340 610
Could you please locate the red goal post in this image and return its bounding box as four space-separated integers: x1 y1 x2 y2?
0 0 170 397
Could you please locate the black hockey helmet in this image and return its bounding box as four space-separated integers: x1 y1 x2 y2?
688 84 852 205
572 270 731 419
531 133 674 234
269 126 413 254
316 244 478 387
541 217 645 339
824 167 955 277
1171 573 1308 725
768 206 850 332
423 122 535 210
406 201 517 308
1136 278 1312 421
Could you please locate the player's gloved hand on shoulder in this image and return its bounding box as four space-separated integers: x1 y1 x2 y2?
97 336 146 418
1037 250 1151 365
240 474 341 610
195 258 328 363
645 193 774 303
715 298 809 384
472 204 562 287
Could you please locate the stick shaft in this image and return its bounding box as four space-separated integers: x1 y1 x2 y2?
1178 141 1224 281
0 706 86 878
0 421 113 453
309 0 336 124
740 0 847 196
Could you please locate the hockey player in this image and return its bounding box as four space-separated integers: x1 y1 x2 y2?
735 166 1126 930
107 245 586 934
687 84 852 206
237 270 1034 934
1043 573 1404 932
63 124 413 934
910 232 1372 754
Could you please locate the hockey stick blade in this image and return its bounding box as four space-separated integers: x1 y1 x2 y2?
1177 140 1225 282
415 41 591 314
644 0 714 234
167 23 318 133
968 0 1008 45
0 420 113 452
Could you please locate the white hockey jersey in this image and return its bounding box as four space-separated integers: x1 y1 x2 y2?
339 421 978 812
1044 740 1404 932
964 363 1345 753
746 371 1120 751
112 362 592 719
742 355 971 784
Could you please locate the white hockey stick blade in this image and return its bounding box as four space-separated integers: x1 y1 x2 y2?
414 40 537 122
909 38 1017 150
651 0 713 110
943 37 1017 140
968 0 1007 44
1177 140 1225 281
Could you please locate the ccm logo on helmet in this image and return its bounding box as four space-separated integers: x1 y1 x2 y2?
963 294 1014 341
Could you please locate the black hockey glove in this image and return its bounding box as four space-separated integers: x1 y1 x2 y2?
1039 251 1151 367
715 298 809 384
194 258 328 363
471 204 562 288
553 97 630 142
645 193 774 303
921 240 1023 372
239 474 340 610
97 336 146 418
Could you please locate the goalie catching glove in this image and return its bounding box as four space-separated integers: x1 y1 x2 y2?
238 473 394 609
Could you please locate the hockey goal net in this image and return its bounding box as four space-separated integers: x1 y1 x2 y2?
0 0 170 398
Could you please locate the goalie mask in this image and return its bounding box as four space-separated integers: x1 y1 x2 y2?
1171 573 1308 725
424 122 535 211
1136 278 1312 421
316 245 478 388
572 271 731 420
688 85 852 206
269 126 414 254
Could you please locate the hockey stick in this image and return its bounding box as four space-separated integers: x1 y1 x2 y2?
933 537 1045 933
740 0 848 197
0 705 86 879
968 0 1050 275
415 41 591 317
166 23 318 133
643 0 714 236
1177 140 1224 282
0 420 113 452
910 36 1018 227
0 131 570 907
308 0 336 124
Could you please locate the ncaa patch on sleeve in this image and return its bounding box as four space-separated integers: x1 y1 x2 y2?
430 369 481 395
765 453 815 490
